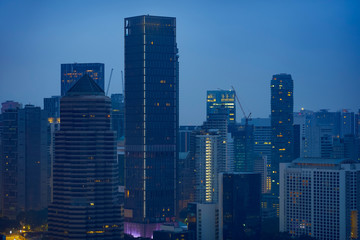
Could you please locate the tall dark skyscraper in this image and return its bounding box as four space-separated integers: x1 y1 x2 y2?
48 75 123 239
61 63 105 96
270 73 294 196
124 15 179 238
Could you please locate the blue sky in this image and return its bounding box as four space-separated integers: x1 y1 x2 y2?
0 0 359 124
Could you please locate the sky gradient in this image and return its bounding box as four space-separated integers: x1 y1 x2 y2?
0 0 359 125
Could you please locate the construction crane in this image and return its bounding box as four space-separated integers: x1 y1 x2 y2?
231 86 251 126
106 68 114 96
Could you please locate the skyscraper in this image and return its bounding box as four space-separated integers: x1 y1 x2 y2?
124 15 179 238
207 90 236 124
0 104 49 219
270 73 294 196
61 63 105 96
48 75 123 239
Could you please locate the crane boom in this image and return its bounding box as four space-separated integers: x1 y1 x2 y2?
106 68 114 96
231 86 251 125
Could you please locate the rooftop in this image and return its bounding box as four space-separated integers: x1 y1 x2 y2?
66 74 104 97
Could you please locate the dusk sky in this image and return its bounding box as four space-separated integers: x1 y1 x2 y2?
0 0 359 125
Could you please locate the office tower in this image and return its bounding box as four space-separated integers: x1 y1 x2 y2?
48 75 123 239
179 126 199 153
207 90 236 124
280 158 360 240
187 202 220 240
270 73 294 196
219 172 261 240
124 15 178 238
61 63 105 96
44 96 61 119
231 124 254 172
111 93 125 141
0 104 49 219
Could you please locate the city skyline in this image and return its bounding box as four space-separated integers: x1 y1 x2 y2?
0 1 359 125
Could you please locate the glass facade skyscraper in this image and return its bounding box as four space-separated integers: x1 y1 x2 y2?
207 90 236 124
270 73 294 196
61 63 105 96
124 15 178 237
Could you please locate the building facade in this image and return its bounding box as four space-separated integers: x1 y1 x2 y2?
61 63 105 96
48 75 123 239
219 172 261 240
187 202 220 240
207 90 236 124
0 104 49 219
124 15 179 238
280 158 360 240
270 73 294 196
111 93 125 141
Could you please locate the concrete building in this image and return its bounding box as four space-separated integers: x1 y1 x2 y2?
187 202 220 240
280 158 360 240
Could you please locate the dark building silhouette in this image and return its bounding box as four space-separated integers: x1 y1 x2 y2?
124 15 179 238
61 63 105 96
179 126 199 153
231 124 255 172
0 104 49 219
44 96 61 119
48 75 123 239
111 93 125 141
270 73 294 196
219 172 261 240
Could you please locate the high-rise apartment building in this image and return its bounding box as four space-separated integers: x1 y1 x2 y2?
124 15 179 238
207 90 236 124
280 158 360 240
194 130 221 204
0 104 49 219
187 202 220 240
61 63 105 96
48 75 123 239
270 73 294 196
